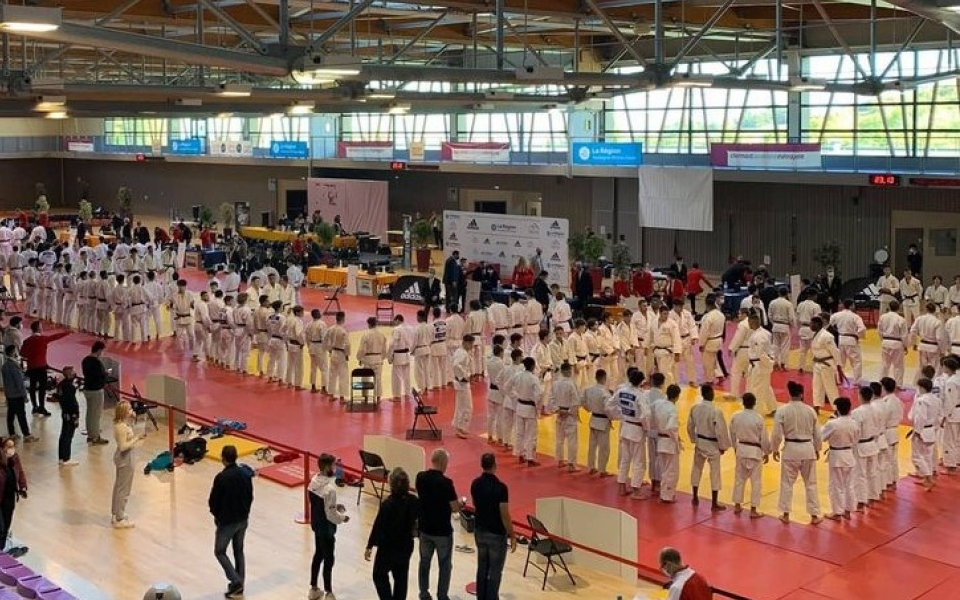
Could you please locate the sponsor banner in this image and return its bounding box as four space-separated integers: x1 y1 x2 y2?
392 275 428 305
210 138 253 157
65 136 94 152
710 143 821 168
169 137 203 155
409 140 425 162
269 140 309 159
443 210 569 289
572 142 643 167
336 140 394 161
441 141 510 163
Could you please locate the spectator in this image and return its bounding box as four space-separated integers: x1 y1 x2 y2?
111 400 145 529
442 251 461 312
1 346 36 443
416 449 464 600
20 320 70 417
81 341 110 445
308 453 350 600
659 546 713 600
430 212 442 249
0 437 28 557
511 257 534 289
365 467 420 600
56 366 80 466
685 262 713 315
423 268 442 312
209 445 254 599
2 317 22 356
470 453 516 600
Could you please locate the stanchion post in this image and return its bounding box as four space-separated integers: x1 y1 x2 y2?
295 453 311 525
167 406 175 452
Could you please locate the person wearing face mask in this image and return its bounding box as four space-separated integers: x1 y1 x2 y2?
111 400 146 529
0 437 27 557
659 546 712 600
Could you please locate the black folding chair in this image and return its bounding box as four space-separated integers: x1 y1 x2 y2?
357 449 388 506
407 388 442 441
129 385 159 431
323 284 344 315
523 515 576 590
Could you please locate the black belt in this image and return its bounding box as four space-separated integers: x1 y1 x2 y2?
518 399 536 406
921 339 938 346
624 420 642 426
799 322 810 326
332 347 345 353
589 353 600 359
289 341 302 346
840 333 858 338
739 441 762 448
431 340 445 345
526 322 539 326
457 378 468 383
257 329 268 333
576 355 587 360
364 352 381 356
658 433 671 438
176 313 190 317
881 336 902 341
9 267 20 271
271 335 283 339
681 334 690 338
813 357 832 364
786 438 811 443
708 335 723 340
132 302 144 306
490 384 499 390
858 437 875 443
697 435 718 442
393 349 409 353
903 294 918 300
830 446 852 451
592 413 607 419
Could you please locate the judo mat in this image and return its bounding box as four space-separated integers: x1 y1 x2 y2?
257 460 317 487
203 434 262 461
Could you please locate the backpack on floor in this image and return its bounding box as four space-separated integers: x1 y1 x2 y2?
173 437 208 464
144 451 174 474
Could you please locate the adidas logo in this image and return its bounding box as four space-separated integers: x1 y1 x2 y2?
483 238 490 244
498 251 506 258
550 220 561 230
449 233 458 241
467 219 479 230
551 252 560 260
399 281 423 302
514 240 521 247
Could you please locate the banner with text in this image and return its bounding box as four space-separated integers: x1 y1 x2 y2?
441 142 510 163
307 178 388 238
337 141 394 161
210 139 253 157
442 210 569 289
64 136 95 152
710 143 821 168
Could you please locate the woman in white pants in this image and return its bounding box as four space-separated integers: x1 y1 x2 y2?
112 401 145 528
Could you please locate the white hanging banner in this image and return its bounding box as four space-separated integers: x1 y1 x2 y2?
442 210 569 289
637 166 714 232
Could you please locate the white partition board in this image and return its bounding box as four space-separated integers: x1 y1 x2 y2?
144 373 187 429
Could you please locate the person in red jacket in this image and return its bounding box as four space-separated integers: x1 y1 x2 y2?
685 263 714 315
20 321 70 417
659 547 713 600
667 272 686 305
633 265 654 299
511 257 534 289
199 227 216 250
154 227 171 245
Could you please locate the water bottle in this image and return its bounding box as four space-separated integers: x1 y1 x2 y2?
334 458 344 482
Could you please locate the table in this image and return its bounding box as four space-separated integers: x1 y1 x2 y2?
240 226 316 243
57 231 71 243
356 272 399 296
333 235 357 249
307 266 348 287
85 234 116 247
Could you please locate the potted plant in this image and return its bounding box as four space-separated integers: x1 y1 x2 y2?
117 185 133 219
610 239 632 297
78 199 93 222
411 218 434 272
35 194 49 215
314 221 335 249
811 242 841 274
220 202 236 237
198 205 215 229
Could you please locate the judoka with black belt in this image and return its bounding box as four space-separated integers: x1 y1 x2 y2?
729 393 770 518
687 384 731 511
820 397 859 520
771 381 823 525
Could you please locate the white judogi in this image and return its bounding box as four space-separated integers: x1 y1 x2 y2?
170 290 195 355
551 298 572 332
900 276 923 327
252 305 272 375
5 252 22 300
877 310 909 386
512 369 542 461
0 226 11 258
771 400 822 518
652 396 680 501
233 304 253 374
941 373 960 469
217 304 236 369
568 331 590 389
768 296 796 368
699 308 725 384
283 314 306 388
524 300 543 351
642 387 665 484
810 328 841 408
386 324 411 401
412 321 433 393
911 313 944 372
277 284 295 312
430 318 449 390
451 347 473 432
464 309 486 376
909 392 939 477
508 300 526 340
60 271 76 327
851 401 883 504
630 309 650 373
829 309 866 384
877 274 900 314
127 282 149 342
144 278 164 339
324 324 350 401
499 363 520 447
879 392 905 486
487 302 511 338
446 312 466 382
729 408 770 509
688 399 731 493
584 383 613 474
727 317 752 398
357 327 387 399
551 373 581 465
821 415 859 516
612 383 649 490
926 284 949 314
650 318 682 386
797 298 821 371
306 319 329 392
746 327 778 415
485 355 505 442
668 308 699 385
596 323 619 384
947 315 960 357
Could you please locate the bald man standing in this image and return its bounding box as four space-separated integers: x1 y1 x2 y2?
415 449 465 600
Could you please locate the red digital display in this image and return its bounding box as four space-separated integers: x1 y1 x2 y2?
869 173 900 187
390 161 407 171
135 153 146 162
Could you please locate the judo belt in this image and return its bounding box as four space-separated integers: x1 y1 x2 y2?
258 329 268 333
592 413 608 419
131 302 144 306
858 437 875 443
590 353 600 359
489 384 499 390
658 433 671 438
624 420 642 426
709 335 723 340
393 349 409 353
654 346 672 352
271 335 283 339
8 267 19 271
921 339 938 346
364 352 380 356
739 441 762 448
697 435 718 442
840 333 858 338
786 438 811 443
812 357 832 364
431 340 445 345
881 336 902 341
829 446 852 451
681 334 690 338
332 347 346 353
952 344 960 349
576 355 587 360
289 341 303 346
800 322 810 326
457 378 469 383
415 345 426 351
176 313 190 318
517 399 536 406
527 321 540 326
903 294 918 301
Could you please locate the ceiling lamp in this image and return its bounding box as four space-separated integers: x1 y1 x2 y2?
672 73 713 88
366 90 396 100
0 5 61 33
305 54 362 77
33 95 66 112
215 83 253 97
44 111 68 120
789 77 826 92
387 103 411 115
287 101 315 115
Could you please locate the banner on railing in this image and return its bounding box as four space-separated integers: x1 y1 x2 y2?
64 136 94 153
710 143 821 168
337 141 394 160
169 138 203 156
441 141 510 163
571 141 643 167
210 139 253 157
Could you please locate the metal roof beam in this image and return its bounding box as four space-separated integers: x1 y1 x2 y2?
198 0 270 54
306 0 376 54
582 0 648 67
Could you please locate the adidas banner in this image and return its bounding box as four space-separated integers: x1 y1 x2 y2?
392 275 428 305
442 210 570 289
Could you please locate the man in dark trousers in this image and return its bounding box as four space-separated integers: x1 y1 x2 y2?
416 448 465 600
56 366 80 466
470 453 516 600
75 219 87 247
80 341 109 445
574 263 594 313
20 320 70 417
209 445 254 599
442 251 461 312
423 268 442 312
532 270 551 312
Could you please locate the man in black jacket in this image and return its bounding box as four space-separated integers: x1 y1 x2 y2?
209 445 254 599
574 263 594 313
442 251 461 311
532 270 551 311
57 366 80 466
80 341 109 445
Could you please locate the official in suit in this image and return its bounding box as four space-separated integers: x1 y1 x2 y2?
574 263 594 313
423 270 442 311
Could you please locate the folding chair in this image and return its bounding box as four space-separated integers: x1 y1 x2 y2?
375 291 394 326
129 385 159 431
323 284 344 316
523 515 576 590
347 367 378 413
407 388 442 440
357 449 388 506
0 286 17 314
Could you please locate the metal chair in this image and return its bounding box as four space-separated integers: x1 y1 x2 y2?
523 515 576 590
357 449 388 506
129 385 159 431
407 388 441 440
322 284 344 315
375 291 394 326
347 367 378 413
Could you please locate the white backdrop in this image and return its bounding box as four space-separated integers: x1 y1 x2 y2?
307 178 388 238
637 166 714 231
442 210 569 288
